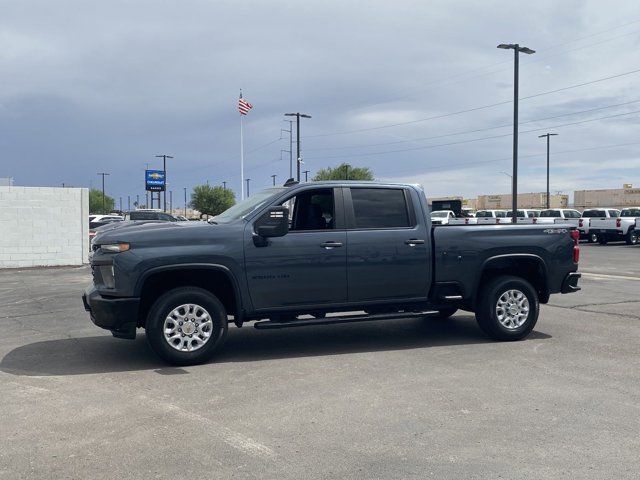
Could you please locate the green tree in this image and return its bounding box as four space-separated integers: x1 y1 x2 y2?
312 163 374 181
190 185 235 216
89 188 115 213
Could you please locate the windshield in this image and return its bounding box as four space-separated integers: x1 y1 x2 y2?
431 211 449 218
214 188 286 223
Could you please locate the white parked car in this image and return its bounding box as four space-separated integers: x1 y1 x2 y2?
536 209 582 226
430 210 456 225
506 209 541 224
474 210 510 224
590 207 640 245
579 208 620 243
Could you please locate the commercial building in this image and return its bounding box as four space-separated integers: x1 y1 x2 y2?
476 192 568 210
574 185 640 209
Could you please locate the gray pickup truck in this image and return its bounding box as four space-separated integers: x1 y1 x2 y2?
83 181 581 365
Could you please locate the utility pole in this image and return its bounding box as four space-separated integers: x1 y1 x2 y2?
284 112 312 182
538 133 558 209
183 187 187 217
119 197 122 212
303 170 310 182
97 172 110 214
222 181 227 190
155 154 173 212
245 178 251 197
169 190 173 213
497 43 535 223
271 174 277 186
127 195 130 212
345 164 349 180
282 120 293 178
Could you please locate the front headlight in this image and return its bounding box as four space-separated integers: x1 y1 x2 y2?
100 243 130 253
98 265 116 289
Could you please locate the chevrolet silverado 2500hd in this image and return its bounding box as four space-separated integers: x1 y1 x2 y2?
83 181 581 365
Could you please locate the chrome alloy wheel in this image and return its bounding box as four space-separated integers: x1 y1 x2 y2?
163 303 213 352
495 289 530 330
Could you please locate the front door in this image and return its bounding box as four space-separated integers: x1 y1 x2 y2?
244 187 347 311
344 186 431 303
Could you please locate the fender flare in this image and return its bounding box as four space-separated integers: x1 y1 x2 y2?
475 253 549 300
134 263 244 320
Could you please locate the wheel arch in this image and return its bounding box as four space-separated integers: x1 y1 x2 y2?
475 254 549 305
135 264 242 327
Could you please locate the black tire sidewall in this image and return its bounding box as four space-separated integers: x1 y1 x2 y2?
477 276 539 341
626 230 637 245
146 287 228 365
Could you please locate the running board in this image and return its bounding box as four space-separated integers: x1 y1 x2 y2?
253 311 435 330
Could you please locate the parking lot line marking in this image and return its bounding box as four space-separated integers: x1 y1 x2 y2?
581 272 640 281
151 399 277 461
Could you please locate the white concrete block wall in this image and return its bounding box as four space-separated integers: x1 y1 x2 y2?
0 186 89 268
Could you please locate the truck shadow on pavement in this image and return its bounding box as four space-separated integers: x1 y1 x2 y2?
0 315 551 376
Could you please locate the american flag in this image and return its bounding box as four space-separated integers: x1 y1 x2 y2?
238 94 253 115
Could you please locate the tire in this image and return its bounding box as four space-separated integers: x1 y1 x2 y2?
475 276 539 341
625 229 638 245
434 307 458 318
145 287 228 365
588 233 598 243
598 234 608 245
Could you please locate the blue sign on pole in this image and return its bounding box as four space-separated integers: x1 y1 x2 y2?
145 170 166 191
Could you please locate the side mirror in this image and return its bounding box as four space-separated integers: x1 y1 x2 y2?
254 206 289 238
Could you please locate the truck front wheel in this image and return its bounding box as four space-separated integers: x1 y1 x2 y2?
145 287 228 365
475 276 539 341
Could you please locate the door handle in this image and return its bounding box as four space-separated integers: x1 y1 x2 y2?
405 239 425 246
320 241 343 249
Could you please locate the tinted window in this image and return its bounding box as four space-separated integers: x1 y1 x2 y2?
286 189 334 231
621 208 640 217
351 188 410 229
582 210 605 217
507 210 526 218
540 210 561 218
495 211 508 218
567 210 581 218
475 211 492 218
608 210 621 217
129 211 160 220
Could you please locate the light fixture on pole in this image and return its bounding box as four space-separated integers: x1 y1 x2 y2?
303 170 310 182
271 174 277 186
284 112 312 182
538 133 558 209
497 43 535 224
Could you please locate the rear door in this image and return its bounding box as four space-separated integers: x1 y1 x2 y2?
344 186 430 302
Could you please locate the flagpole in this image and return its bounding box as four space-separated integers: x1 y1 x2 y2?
240 113 244 200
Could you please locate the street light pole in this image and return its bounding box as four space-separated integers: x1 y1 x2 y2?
155 154 173 212
245 178 251 197
538 133 558 209
97 172 110 214
271 174 277 186
285 113 311 182
282 120 293 179
303 170 310 182
222 181 227 190
184 187 187 217
497 43 535 224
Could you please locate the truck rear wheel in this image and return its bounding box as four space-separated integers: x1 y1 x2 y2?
475 276 539 341
145 287 228 365
588 232 598 243
625 229 637 245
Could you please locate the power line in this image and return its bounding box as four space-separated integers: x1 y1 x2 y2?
306 67 640 138
306 98 640 151
381 140 640 177
305 108 640 160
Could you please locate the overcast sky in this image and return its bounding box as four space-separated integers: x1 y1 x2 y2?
2 0 640 206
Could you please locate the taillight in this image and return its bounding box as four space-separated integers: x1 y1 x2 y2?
616 218 621 228
570 229 580 263
579 219 583 228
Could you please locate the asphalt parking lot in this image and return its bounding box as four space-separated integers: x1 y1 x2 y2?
1 243 639 479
